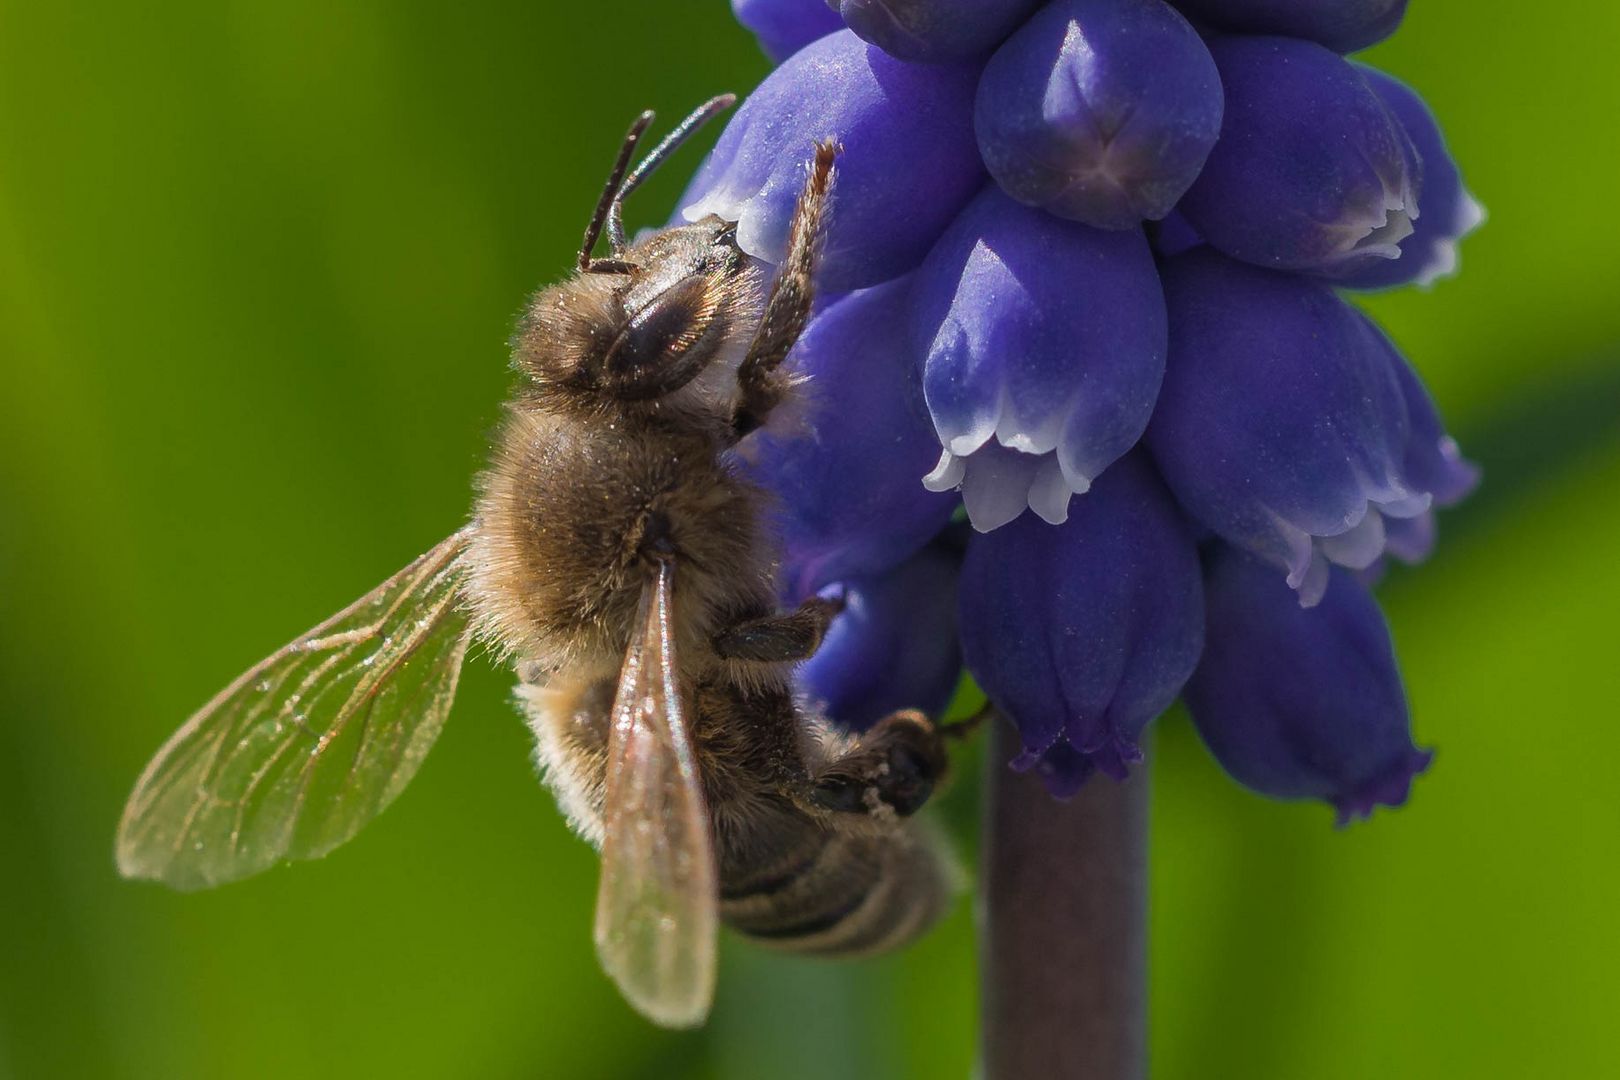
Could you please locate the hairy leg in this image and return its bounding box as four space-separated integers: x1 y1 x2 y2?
730 139 839 441
712 593 845 663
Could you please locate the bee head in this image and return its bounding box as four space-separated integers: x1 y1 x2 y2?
514 100 768 407
514 218 761 404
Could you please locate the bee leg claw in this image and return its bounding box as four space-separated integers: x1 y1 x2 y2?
712 595 844 663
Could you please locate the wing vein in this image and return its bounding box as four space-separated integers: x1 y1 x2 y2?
338 587 462 790
592 560 719 1028
116 530 475 889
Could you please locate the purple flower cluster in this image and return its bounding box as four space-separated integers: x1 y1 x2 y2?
711 0 1481 818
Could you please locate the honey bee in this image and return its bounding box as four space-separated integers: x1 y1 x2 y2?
116 98 960 1028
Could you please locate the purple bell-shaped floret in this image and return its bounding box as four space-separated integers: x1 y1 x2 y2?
915 186 1166 531
745 275 959 598
798 541 964 731
1147 249 1430 606
680 29 983 290
959 454 1203 796
975 0 1223 229
1339 65 1485 290
1178 36 1421 275
1186 544 1433 823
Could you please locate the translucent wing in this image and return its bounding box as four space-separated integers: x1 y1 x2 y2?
116 530 474 891
593 559 719 1029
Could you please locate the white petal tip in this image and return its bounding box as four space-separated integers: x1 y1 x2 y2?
1027 455 1076 525
1031 502 1070 526
946 431 992 457
1319 510 1387 570
922 449 965 492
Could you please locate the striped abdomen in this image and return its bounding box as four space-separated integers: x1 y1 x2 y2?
719 818 957 956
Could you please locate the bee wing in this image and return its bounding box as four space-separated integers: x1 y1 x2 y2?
116 529 475 891
593 559 719 1029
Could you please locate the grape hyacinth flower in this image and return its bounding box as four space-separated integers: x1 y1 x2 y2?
957 454 1203 796
681 29 983 290
913 186 1166 530
1340 65 1486 290
706 0 1479 1063
706 0 1478 826
1178 35 1421 275
798 539 965 731
1147 249 1433 607
1186 545 1433 823
974 0 1223 229
743 275 958 597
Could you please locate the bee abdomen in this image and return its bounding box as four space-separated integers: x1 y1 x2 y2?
720 827 955 957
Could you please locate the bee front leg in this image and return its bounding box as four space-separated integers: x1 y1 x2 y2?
730 140 838 441
810 710 949 818
712 591 845 663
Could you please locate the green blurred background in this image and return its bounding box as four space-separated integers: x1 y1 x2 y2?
2 2 1616 1077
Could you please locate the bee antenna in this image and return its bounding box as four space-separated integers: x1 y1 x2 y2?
604 94 737 257
579 110 656 273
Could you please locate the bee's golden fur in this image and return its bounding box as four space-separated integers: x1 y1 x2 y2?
463 166 957 958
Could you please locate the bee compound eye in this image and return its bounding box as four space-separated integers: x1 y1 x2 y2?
598 275 718 397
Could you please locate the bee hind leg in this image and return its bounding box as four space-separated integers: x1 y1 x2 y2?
712 591 845 663
730 139 839 441
810 710 949 818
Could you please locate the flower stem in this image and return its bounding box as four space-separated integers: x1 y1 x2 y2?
980 722 1149 1079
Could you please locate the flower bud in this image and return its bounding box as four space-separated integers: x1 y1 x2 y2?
830 0 1042 63
1178 36 1420 274
732 0 845 62
914 186 1166 531
680 29 983 290
974 0 1223 229
1146 250 1428 606
798 542 963 731
1172 0 1407 53
1186 544 1432 823
744 275 960 597
1339 65 1485 290
959 454 1203 796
